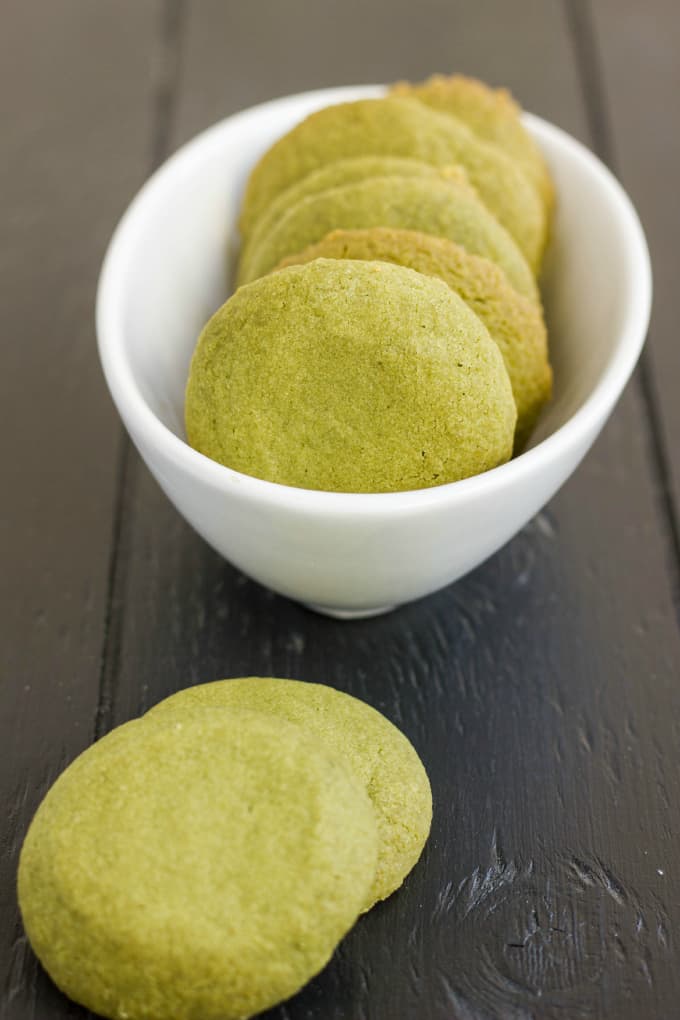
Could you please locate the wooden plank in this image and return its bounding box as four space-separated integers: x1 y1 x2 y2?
172 0 589 142
97 2 680 1019
0 2 159 1017
584 0 680 597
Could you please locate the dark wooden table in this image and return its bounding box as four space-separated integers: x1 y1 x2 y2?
2 2 679 1018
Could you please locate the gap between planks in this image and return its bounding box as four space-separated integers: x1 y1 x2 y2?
94 0 187 742
564 0 680 623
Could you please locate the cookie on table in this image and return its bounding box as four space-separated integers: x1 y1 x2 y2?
279 227 552 449
240 155 445 287
186 259 516 493
239 96 547 271
391 74 555 217
18 710 377 1020
147 676 433 906
238 172 538 302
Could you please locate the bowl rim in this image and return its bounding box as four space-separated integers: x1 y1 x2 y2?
96 84 652 516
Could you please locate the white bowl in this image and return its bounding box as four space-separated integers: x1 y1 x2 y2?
96 85 651 619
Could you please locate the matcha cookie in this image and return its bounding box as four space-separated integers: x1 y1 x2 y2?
147 677 433 906
279 228 551 448
18 710 377 1020
391 74 555 216
238 173 538 302
240 155 445 288
239 97 547 270
186 259 516 492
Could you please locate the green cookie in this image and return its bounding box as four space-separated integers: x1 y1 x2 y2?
186 259 516 493
240 155 445 288
237 173 538 302
18 710 377 1020
279 227 552 450
239 96 547 271
147 677 433 906
391 74 555 217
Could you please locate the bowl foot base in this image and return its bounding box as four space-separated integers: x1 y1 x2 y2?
303 602 396 620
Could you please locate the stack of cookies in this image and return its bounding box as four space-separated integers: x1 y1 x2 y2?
186 75 554 491
19 677 432 1020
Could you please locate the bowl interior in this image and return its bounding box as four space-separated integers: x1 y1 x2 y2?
105 86 644 462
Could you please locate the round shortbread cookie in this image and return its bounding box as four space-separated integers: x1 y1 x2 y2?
18 709 377 1020
148 677 433 906
279 227 551 449
186 259 516 492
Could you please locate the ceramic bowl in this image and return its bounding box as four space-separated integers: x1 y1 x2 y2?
96 85 651 618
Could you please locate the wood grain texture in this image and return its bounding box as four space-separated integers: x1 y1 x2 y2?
584 0 680 603
98 2 680 1019
172 0 588 144
3 1 680 1019
0 1 158 1017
